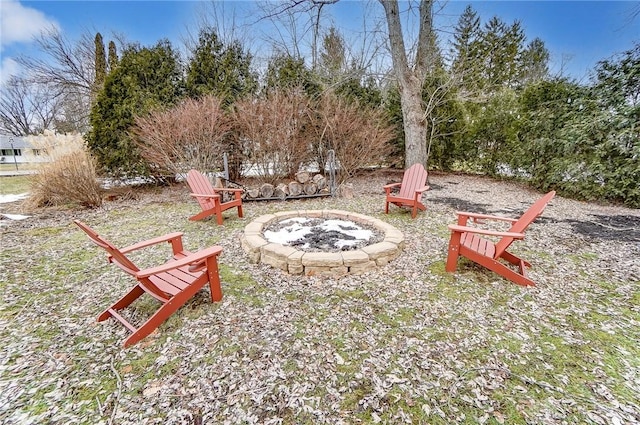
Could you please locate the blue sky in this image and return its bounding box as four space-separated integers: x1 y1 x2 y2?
1 0 638 84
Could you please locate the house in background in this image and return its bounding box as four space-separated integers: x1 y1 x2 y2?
0 135 50 166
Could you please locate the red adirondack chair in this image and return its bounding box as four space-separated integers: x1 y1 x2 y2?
74 220 224 347
445 191 556 286
384 163 430 219
186 169 244 225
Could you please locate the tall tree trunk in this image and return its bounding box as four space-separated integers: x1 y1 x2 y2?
381 0 433 169
400 77 429 167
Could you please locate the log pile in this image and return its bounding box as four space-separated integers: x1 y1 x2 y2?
244 173 332 201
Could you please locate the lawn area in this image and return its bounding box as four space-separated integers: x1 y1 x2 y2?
0 175 31 195
0 171 638 424
0 163 39 172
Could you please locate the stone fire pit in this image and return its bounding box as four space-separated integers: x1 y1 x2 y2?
240 210 405 276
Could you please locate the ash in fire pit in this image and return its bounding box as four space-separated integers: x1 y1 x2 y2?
263 217 383 252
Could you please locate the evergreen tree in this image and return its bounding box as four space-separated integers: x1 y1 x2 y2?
94 33 107 90
450 5 482 94
517 44 639 207
478 17 525 90
185 28 257 107
86 40 184 176
264 54 321 97
335 76 382 108
519 38 550 85
108 40 118 72
594 42 640 108
319 26 346 80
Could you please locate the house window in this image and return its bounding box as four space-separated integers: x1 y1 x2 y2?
1 149 22 156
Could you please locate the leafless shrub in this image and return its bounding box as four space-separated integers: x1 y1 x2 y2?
26 148 103 209
132 95 234 176
310 92 395 183
233 88 313 184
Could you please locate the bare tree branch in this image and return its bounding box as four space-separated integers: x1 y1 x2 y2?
0 76 61 136
13 27 103 132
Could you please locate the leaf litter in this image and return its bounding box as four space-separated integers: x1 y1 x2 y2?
0 171 638 424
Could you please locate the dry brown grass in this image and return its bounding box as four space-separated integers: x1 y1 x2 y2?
25 145 103 210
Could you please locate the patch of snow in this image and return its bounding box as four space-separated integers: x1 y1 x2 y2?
1 213 30 220
0 193 29 204
263 217 374 250
101 177 154 189
323 219 373 248
263 218 313 245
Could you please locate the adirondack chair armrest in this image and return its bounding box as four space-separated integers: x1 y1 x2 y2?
415 185 431 194
455 211 519 224
110 260 138 276
383 182 401 193
448 224 525 239
136 246 223 278
119 232 185 254
190 193 221 200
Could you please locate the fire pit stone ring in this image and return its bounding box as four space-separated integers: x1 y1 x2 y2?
240 209 405 276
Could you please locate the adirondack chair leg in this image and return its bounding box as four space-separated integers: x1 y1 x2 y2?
215 202 224 225
385 200 390 214
446 232 462 272
501 250 532 269
409 201 427 218
453 248 535 287
234 193 244 218
98 285 145 322
485 259 535 287
189 209 215 222
122 279 206 347
206 258 223 302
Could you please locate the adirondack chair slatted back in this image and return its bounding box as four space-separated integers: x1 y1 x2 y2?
398 163 428 199
187 170 216 211
74 220 141 275
74 219 225 346
493 191 556 258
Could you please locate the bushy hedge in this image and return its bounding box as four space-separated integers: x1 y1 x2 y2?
132 96 234 177
132 88 396 185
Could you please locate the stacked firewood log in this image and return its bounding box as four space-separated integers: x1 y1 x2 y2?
244 171 330 200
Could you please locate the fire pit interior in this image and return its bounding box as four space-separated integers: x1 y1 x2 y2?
263 217 384 252
241 210 405 276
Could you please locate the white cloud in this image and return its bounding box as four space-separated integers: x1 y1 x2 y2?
0 57 21 85
0 0 59 48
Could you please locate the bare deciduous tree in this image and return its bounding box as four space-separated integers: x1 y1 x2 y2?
381 0 435 168
258 0 338 68
0 76 60 136
18 27 96 94
132 96 235 176
234 87 313 184
15 27 104 132
258 0 438 168
310 92 395 183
